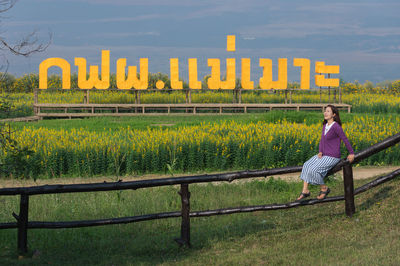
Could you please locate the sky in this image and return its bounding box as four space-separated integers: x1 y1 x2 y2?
1 0 400 84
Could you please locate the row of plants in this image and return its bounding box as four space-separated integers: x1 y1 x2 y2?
2 115 399 179
1 89 400 119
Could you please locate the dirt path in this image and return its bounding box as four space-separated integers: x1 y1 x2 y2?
0 116 41 123
1 166 399 188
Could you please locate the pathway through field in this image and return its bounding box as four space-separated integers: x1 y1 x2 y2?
1 166 399 188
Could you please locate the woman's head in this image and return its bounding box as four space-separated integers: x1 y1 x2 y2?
323 104 342 125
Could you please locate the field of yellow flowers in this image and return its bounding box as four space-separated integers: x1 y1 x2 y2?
2 114 399 178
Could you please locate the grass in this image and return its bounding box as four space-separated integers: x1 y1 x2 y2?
0 174 399 265
9 111 323 132
8 110 400 132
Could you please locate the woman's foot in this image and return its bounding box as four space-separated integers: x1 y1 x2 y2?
317 187 331 200
296 191 310 201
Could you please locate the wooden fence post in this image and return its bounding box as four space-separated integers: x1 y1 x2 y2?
34 88 38 115
343 163 355 217
86 90 90 104
328 87 331 102
18 194 29 255
175 184 191 247
333 88 336 103
284 90 288 104
319 87 322 103
135 91 138 113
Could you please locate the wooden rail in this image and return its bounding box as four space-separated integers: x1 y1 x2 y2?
33 103 352 117
1 132 399 255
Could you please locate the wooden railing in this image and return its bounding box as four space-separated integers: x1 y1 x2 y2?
33 103 352 117
1 132 399 255
32 87 350 117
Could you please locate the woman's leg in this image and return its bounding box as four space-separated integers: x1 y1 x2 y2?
317 184 329 200
302 181 309 193
296 181 310 200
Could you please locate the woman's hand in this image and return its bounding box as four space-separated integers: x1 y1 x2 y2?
318 152 323 158
347 154 355 163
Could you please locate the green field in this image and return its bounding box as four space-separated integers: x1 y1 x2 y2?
1 88 400 264
0 175 399 265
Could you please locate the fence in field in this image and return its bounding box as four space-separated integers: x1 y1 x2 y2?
33 88 351 117
0 132 399 255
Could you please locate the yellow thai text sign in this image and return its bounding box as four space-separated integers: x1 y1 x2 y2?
39 35 340 90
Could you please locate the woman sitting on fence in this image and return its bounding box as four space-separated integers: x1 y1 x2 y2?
296 104 355 201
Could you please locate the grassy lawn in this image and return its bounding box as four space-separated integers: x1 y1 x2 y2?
8 111 399 131
9 111 326 131
0 174 399 265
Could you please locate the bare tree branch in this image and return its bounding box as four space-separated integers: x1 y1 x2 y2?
0 0 51 57
0 0 16 14
0 31 52 57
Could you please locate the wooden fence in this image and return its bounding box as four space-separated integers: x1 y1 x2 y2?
1 132 399 255
33 103 352 118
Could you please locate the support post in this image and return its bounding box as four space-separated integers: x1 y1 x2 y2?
187 90 191 104
328 87 331 102
284 90 288 104
18 194 29 255
175 184 191 247
34 88 38 115
319 87 322 103
86 90 90 104
343 163 355 217
135 91 138 113
334 88 336 103
185 90 190 113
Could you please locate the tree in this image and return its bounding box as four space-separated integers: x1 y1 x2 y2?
0 0 50 178
0 1 50 57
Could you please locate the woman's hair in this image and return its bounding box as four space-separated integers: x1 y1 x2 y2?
323 104 342 126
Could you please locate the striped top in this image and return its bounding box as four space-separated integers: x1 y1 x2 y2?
319 122 354 158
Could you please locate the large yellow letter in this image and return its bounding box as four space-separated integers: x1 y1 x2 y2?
207 58 236 90
226 35 235 52
315 61 340 87
221 58 236 90
74 50 110 89
116 58 148 90
39 58 71 89
207 59 221 90
170 58 183 90
259 58 287 90
293 58 310 90
241 58 254 90
188 58 201 90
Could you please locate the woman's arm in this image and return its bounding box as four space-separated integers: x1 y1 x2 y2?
319 125 324 154
335 124 354 155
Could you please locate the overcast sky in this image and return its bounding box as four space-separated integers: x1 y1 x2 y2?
1 0 400 84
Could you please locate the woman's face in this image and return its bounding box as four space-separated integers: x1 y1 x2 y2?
324 107 335 121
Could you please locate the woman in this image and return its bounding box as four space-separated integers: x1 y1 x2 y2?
296 105 355 201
